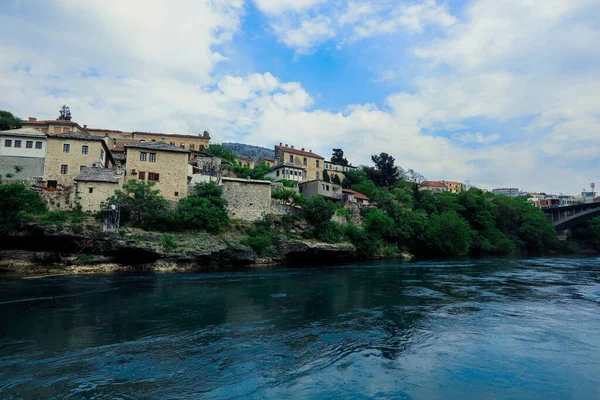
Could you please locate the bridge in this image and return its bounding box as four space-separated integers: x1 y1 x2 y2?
543 202 600 231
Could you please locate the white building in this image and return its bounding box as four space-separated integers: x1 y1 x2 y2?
266 163 305 183
492 188 521 197
0 128 47 181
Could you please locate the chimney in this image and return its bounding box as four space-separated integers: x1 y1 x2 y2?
28 117 37 122
291 145 294 149
279 142 282 146
309 149 312 152
83 124 87 130
302 148 305 151
285 144 288 147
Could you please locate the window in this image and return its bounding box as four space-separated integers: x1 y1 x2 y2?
190 144 195 150
276 170 280 177
289 155 294 163
180 143 185 149
140 152 147 161
316 172 320 180
285 169 289 175
80 166 86 171
151 139 156 142
88 187 94 193
100 149 105 161
26 141 33 149
82 145 89 154
322 184 325 190
35 141 42 149
139 171 146 180
15 140 21 148
63 143 70 153
4 139 12 147
326 184 330 191
303 157 307 166
174 192 179 197
303 171 307 179
60 165 68 174
149 153 156 162
148 172 160 181
170 142 175 146
316 160 319 168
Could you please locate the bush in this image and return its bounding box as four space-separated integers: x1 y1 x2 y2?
104 180 171 229
241 232 274 257
418 211 473 257
362 209 394 240
162 234 178 252
0 183 46 232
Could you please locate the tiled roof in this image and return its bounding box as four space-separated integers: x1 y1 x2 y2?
22 119 78 125
443 180 463 185
125 141 189 153
493 188 519 190
47 132 105 141
74 167 122 183
273 162 305 170
0 128 47 137
221 177 271 185
423 180 447 188
342 188 370 200
276 145 324 159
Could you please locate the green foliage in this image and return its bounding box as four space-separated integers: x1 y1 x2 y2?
570 217 600 250
0 183 46 232
177 182 229 233
0 110 22 130
418 211 473 257
351 179 379 200
233 162 272 180
342 169 367 189
241 215 277 257
323 169 331 182
206 144 237 163
272 187 305 206
362 209 394 240
162 234 178 252
104 180 170 229
331 148 349 166
332 174 342 185
364 152 403 189
280 179 297 188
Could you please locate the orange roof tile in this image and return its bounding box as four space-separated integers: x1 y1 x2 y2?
276 145 324 159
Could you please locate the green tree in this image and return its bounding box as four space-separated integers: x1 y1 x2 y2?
233 162 272 180
57 105 72 121
362 209 394 240
303 196 337 241
206 144 237 163
177 182 229 233
0 110 22 130
0 183 46 233
331 148 349 166
418 211 473 256
104 180 170 229
364 152 403 189
332 174 341 185
323 169 331 182
342 168 367 189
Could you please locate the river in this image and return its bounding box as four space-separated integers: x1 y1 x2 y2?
1 257 600 399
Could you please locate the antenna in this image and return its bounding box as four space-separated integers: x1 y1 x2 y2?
591 182 596 197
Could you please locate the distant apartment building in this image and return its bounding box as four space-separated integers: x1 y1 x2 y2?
256 156 275 167
274 143 324 181
323 160 357 183
21 117 87 134
422 181 448 193
87 128 211 152
298 180 342 201
492 188 521 197
44 132 114 188
125 142 189 201
0 128 47 181
442 180 466 194
266 163 305 183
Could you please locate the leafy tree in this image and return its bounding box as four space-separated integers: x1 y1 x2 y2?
177 182 229 233
0 110 22 130
331 148 349 166
57 105 72 121
323 169 330 182
206 144 237 163
303 196 338 241
362 209 394 240
405 168 426 199
342 168 367 189
351 179 379 200
418 211 473 257
0 183 46 233
364 152 403 189
104 180 170 229
332 174 341 185
233 162 272 180
272 187 305 206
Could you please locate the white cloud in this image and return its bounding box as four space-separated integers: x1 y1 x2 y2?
252 0 326 15
451 132 500 145
271 15 336 54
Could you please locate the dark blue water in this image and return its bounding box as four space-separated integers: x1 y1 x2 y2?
2 257 600 399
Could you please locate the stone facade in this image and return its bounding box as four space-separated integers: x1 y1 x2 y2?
189 153 221 177
235 156 255 169
88 128 211 152
44 133 113 188
324 161 357 183
220 177 272 222
75 181 120 212
21 118 86 134
274 144 324 181
125 142 189 201
39 190 76 211
443 180 466 193
256 156 275 167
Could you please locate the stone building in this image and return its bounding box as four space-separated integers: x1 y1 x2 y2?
44 132 115 188
21 117 87 134
88 128 211 152
0 128 47 181
324 160 357 183
189 153 221 176
74 167 123 212
442 180 466 193
220 177 272 222
298 180 342 201
124 141 189 201
265 162 305 183
422 181 448 193
256 156 275 167
342 189 371 206
274 143 324 181
235 156 255 169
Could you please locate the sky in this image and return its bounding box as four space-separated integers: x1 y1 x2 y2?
1 0 599 194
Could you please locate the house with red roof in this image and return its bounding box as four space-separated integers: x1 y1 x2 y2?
342 189 371 206
274 143 323 181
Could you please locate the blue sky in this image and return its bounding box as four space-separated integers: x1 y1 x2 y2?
1 0 599 193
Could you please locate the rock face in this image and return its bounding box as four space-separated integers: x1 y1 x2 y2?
0 223 363 276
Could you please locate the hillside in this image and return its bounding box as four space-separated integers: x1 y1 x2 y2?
222 143 274 161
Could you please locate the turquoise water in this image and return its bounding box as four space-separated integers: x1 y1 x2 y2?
2 257 600 399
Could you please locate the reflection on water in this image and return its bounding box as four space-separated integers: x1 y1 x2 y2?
2 257 600 399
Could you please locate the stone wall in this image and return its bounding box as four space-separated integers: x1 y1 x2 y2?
39 190 76 211
0 156 45 181
44 139 106 187
221 178 272 222
75 181 119 212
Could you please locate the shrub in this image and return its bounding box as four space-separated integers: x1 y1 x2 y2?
104 180 171 229
362 209 394 240
241 232 274 257
162 234 178 252
418 211 473 257
0 183 46 232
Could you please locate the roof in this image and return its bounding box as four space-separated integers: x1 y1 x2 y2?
47 132 105 141
299 179 342 187
272 162 305 170
423 180 447 188
22 119 78 126
443 180 464 185
125 141 190 153
276 145 324 159
88 129 211 140
74 167 122 183
0 128 47 138
221 177 271 185
235 156 254 162
342 188 369 200
257 156 275 161
325 160 357 168
493 188 519 191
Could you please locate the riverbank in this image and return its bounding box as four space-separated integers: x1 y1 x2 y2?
0 222 414 276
